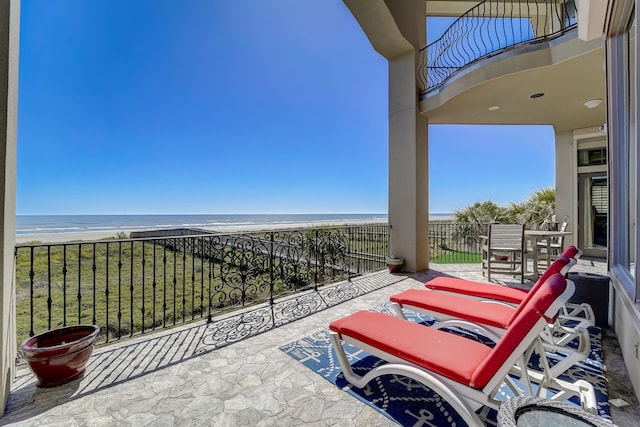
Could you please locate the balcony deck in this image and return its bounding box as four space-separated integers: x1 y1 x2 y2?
3 258 639 426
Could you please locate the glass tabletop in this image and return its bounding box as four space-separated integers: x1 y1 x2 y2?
516 408 597 426
497 397 610 427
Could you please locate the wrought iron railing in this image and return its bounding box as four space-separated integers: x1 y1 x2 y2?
429 221 484 263
14 222 486 351
15 225 389 348
420 0 578 94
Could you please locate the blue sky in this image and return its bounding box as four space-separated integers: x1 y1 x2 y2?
17 1 554 215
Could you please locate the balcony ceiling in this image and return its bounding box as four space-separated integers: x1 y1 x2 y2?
420 40 607 132
425 0 482 17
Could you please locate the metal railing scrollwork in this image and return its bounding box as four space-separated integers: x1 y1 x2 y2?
15 225 389 350
15 221 487 353
420 0 578 95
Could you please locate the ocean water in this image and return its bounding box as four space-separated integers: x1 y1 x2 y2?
15 214 390 236
15 213 453 237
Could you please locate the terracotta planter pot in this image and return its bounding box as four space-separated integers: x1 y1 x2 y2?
21 325 100 388
386 257 404 273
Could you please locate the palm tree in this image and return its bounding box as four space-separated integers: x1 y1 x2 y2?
453 200 505 224
451 201 505 248
450 188 556 249
504 187 555 229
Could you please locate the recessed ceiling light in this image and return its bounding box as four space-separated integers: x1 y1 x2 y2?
584 98 603 109
488 106 500 111
530 93 544 99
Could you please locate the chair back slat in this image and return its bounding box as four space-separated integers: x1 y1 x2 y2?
482 223 525 283
488 224 524 250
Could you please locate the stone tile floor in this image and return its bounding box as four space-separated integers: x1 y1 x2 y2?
2 258 639 426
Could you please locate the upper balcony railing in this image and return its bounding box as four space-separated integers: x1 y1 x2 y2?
420 0 578 95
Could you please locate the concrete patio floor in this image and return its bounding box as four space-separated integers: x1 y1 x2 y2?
2 258 639 426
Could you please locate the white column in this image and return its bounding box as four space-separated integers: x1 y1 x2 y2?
343 0 429 272
0 0 19 413
554 130 575 246
388 51 429 272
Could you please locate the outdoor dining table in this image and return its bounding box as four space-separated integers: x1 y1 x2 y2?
524 230 572 280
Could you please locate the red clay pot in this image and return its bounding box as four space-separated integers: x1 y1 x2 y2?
21 325 100 388
386 257 404 273
387 263 403 273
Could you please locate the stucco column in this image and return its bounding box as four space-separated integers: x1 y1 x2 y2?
0 0 19 414
554 130 575 247
343 0 429 272
388 51 429 272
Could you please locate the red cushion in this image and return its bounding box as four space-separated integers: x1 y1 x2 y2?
329 310 492 386
391 288 514 329
535 255 571 287
506 256 570 324
562 245 580 259
425 277 527 304
472 274 566 387
425 256 571 310
331 275 567 391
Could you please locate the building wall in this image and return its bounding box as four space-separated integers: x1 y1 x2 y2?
0 0 19 414
613 290 640 400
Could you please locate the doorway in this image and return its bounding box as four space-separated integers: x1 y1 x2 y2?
578 173 607 257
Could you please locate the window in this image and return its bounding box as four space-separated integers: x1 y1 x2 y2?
605 1 636 299
577 148 607 166
631 32 637 279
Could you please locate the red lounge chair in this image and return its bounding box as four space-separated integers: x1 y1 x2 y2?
425 250 594 328
426 255 573 304
390 257 589 378
329 274 597 426
562 245 583 259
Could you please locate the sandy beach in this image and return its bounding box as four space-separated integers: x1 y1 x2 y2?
15 218 389 244
16 230 129 244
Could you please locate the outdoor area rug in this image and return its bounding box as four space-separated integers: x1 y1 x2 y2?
280 305 610 427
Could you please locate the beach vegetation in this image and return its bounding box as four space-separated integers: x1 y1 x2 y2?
430 252 481 264
449 188 556 251
14 225 389 348
502 187 556 229
15 219 495 348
